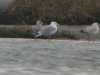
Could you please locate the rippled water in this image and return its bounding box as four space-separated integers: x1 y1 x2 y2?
0 38 100 75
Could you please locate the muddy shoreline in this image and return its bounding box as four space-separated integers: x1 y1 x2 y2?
0 38 99 75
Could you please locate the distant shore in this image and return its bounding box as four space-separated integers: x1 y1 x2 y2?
0 25 99 40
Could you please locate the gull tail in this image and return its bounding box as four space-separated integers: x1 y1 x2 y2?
35 32 42 37
31 32 37 35
31 32 42 37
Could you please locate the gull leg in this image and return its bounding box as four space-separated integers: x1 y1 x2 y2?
47 35 51 41
86 34 90 42
34 36 37 39
49 35 51 40
88 34 96 43
87 34 92 43
34 36 39 41
91 35 96 43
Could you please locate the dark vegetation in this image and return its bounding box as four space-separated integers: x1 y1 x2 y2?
0 0 100 39
0 0 100 25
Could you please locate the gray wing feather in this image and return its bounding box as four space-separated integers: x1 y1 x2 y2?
85 28 98 34
40 26 56 36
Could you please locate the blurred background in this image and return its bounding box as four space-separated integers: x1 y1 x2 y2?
0 0 100 39
0 0 100 25
0 0 16 10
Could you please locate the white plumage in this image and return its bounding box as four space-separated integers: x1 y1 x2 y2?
32 21 58 39
36 20 43 30
80 22 99 41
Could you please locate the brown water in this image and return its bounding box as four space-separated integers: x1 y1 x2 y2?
0 38 100 75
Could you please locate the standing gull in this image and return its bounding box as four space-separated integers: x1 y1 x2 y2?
80 22 99 41
36 20 44 30
32 21 59 39
31 20 43 33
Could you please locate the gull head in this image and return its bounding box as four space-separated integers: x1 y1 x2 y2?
92 22 99 27
36 20 43 25
50 21 59 26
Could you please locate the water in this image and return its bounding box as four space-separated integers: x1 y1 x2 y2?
0 38 100 75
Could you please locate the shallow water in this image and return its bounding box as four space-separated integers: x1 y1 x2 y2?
0 38 100 75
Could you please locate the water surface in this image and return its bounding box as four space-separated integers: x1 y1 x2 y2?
0 38 100 75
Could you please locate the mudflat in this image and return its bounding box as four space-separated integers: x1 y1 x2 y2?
0 38 100 75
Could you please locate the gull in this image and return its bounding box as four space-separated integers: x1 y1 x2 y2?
31 20 43 32
36 20 43 30
32 21 59 39
80 22 99 41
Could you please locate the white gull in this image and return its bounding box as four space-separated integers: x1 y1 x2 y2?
80 22 99 41
32 21 59 39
